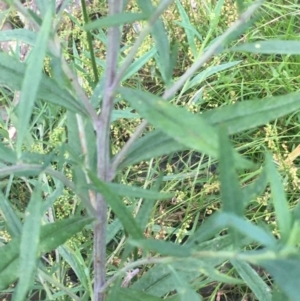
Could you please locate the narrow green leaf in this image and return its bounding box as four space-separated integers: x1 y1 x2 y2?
84 13 148 30
0 217 93 290
13 184 43 301
183 61 242 92
217 212 276 247
106 183 172 200
202 92 300 135
58 246 91 292
118 288 164 301
259 259 300 301
175 0 198 59
136 175 163 230
137 0 171 84
119 87 251 169
122 48 156 82
219 127 243 216
0 190 22 237
88 171 143 239
0 238 20 290
170 266 203 301
129 239 192 257
0 142 17 164
241 166 268 206
16 9 52 153
231 40 300 54
39 217 94 254
231 260 272 301
265 154 292 242
0 53 88 115
0 29 36 45
187 212 275 248
118 129 186 169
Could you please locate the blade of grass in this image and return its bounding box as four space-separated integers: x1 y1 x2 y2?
16 9 52 154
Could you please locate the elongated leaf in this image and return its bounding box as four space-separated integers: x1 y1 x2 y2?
0 28 36 45
132 235 247 297
241 166 268 206
170 267 203 301
0 217 93 290
0 142 17 164
13 184 43 301
137 0 171 84
265 154 292 242
88 171 143 239
175 0 198 59
107 183 172 200
259 259 300 301
219 128 243 216
119 87 251 169
129 239 192 257
0 53 88 116
16 9 52 153
122 48 156 82
0 190 22 237
183 61 242 92
84 13 148 30
118 288 164 301
202 91 300 135
0 238 20 290
231 260 272 301
39 217 94 254
187 212 275 248
231 40 300 54
117 129 186 169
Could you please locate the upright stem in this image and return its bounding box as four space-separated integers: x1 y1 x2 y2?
94 1 123 301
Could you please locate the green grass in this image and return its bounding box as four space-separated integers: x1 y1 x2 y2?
1 0 300 300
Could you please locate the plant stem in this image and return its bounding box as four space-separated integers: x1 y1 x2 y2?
94 1 123 301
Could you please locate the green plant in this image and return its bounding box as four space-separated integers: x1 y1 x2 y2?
1 0 300 300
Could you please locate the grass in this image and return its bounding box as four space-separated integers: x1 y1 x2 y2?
1 0 300 300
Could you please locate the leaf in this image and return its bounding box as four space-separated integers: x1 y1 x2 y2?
0 190 22 237
119 87 251 169
117 129 186 169
0 28 37 45
169 266 203 301
218 127 244 217
0 142 17 164
183 61 242 92
106 183 172 200
84 13 148 30
0 53 88 116
259 258 300 301
38 217 94 254
241 166 268 206
129 239 192 257
118 288 164 301
265 154 292 242
13 184 43 301
231 260 272 301
88 171 143 239
0 217 93 290
187 212 276 248
122 48 156 82
202 91 300 135
175 0 198 59
136 0 171 84
16 9 52 153
231 40 300 54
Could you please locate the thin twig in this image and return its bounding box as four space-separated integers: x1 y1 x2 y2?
109 0 263 178
94 1 123 301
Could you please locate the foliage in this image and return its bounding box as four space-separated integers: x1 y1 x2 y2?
0 0 300 301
